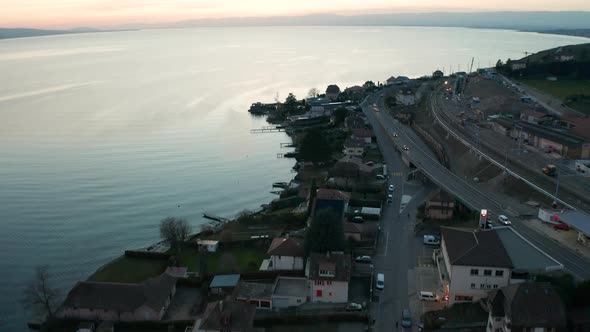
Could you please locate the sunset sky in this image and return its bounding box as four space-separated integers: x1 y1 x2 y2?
3 0 590 29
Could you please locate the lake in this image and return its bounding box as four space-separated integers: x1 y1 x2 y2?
0 26 586 330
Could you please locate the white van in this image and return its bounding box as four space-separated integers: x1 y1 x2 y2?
376 273 384 290
418 291 438 301
423 235 440 246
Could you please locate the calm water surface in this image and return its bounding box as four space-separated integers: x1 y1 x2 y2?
0 26 586 329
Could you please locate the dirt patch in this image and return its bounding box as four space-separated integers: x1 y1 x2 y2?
499 176 554 206
465 77 531 117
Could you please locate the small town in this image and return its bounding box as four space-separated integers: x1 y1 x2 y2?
23 44 590 332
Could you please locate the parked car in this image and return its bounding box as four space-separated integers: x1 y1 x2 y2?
376 174 386 180
366 161 374 166
423 235 440 246
498 215 511 225
388 184 395 192
352 216 364 223
401 309 412 328
346 302 363 311
376 273 385 290
387 194 393 201
392 132 398 137
355 255 372 263
418 291 439 301
402 145 409 151
553 222 570 231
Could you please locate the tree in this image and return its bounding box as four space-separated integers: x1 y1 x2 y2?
495 59 503 68
159 217 192 253
333 107 348 126
307 88 320 98
305 208 345 256
284 93 299 115
307 178 318 218
23 265 61 319
573 279 590 307
299 128 332 163
363 81 375 89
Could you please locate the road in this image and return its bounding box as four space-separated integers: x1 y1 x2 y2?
361 90 590 288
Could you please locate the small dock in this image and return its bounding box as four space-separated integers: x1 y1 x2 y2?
280 142 295 148
272 182 288 189
250 125 286 134
203 213 231 223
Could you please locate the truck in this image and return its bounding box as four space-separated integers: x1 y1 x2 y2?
542 165 557 177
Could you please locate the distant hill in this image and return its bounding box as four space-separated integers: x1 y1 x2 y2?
118 11 590 31
537 29 590 39
520 43 590 64
0 28 73 39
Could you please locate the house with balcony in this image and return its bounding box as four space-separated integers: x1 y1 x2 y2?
305 252 351 303
486 282 567 332
438 227 562 306
261 237 305 271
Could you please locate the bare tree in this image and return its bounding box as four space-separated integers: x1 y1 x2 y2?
160 217 192 253
307 88 320 98
23 265 61 319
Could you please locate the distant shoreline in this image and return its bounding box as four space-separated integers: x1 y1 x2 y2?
0 28 137 40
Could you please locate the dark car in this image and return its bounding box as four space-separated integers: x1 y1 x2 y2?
401 309 412 328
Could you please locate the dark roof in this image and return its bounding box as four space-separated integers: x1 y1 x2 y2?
351 128 374 138
307 252 351 282
315 188 351 202
429 190 454 204
313 199 345 221
489 290 505 317
489 283 566 328
494 118 515 129
343 222 361 234
199 299 256 332
441 227 513 268
386 76 397 83
494 227 562 272
234 282 273 301
344 137 365 148
267 237 304 257
210 274 241 288
61 273 176 313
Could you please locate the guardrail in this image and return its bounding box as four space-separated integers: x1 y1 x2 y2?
429 91 578 211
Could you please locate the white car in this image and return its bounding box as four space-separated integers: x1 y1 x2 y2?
402 145 410 151
498 215 511 225
388 184 395 192
355 255 372 263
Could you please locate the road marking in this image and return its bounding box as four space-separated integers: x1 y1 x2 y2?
384 231 390 255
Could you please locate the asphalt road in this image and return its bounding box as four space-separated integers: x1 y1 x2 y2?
361 90 590 284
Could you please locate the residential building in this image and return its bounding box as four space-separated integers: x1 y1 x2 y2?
351 129 374 144
386 76 397 85
511 62 527 70
271 277 308 309
556 54 575 62
197 240 219 253
326 84 341 100
164 266 188 278
487 282 567 332
234 281 273 310
432 70 444 79
343 137 366 157
312 188 351 214
264 237 305 271
519 109 550 125
58 273 177 321
194 299 256 332
391 76 410 85
345 115 366 131
209 274 241 295
425 190 455 220
343 222 362 241
396 88 416 106
305 252 351 303
439 227 562 306
330 155 376 179
514 121 587 158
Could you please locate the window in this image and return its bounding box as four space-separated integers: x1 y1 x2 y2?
493 284 498 289
486 285 492 289
297 299 301 303
261 301 271 308
480 284 485 289
319 269 335 277
470 269 479 275
470 283 475 289
316 290 322 297
495 270 504 277
484 269 492 276
327 280 332 285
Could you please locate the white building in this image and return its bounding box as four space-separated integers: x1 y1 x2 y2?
343 137 365 157
305 252 351 303
439 227 562 306
262 237 305 271
396 88 416 106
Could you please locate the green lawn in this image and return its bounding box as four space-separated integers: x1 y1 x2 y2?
89 256 168 283
520 79 590 114
177 245 267 274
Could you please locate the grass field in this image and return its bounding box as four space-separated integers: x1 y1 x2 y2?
520 79 590 114
89 256 168 283
177 245 267 274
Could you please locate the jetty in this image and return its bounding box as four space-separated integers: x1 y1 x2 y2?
272 182 288 189
250 125 285 133
202 213 231 223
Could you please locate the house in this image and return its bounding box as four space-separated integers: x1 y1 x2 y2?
234 281 273 310
425 190 455 220
438 227 562 306
209 274 241 295
326 84 341 100
519 109 550 125
330 155 376 179
343 222 362 241
391 76 410 85
312 188 351 213
511 62 527 70
271 277 308 309
264 237 305 271
345 115 366 131
432 70 444 79
343 137 366 157
197 240 219 253
486 282 567 332
514 121 587 158
386 76 397 85
556 54 575 62
305 252 351 303
57 273 177 321
396 88 416 106
351 129 374 144
194 299 256 332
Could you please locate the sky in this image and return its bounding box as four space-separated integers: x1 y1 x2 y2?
2 0 590 29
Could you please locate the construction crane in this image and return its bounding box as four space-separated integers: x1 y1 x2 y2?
469 57 474 73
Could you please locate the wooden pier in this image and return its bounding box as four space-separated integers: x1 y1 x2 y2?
250 125 286 133
202 213 230 223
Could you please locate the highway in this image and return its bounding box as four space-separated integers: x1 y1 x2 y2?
361 91 590 285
